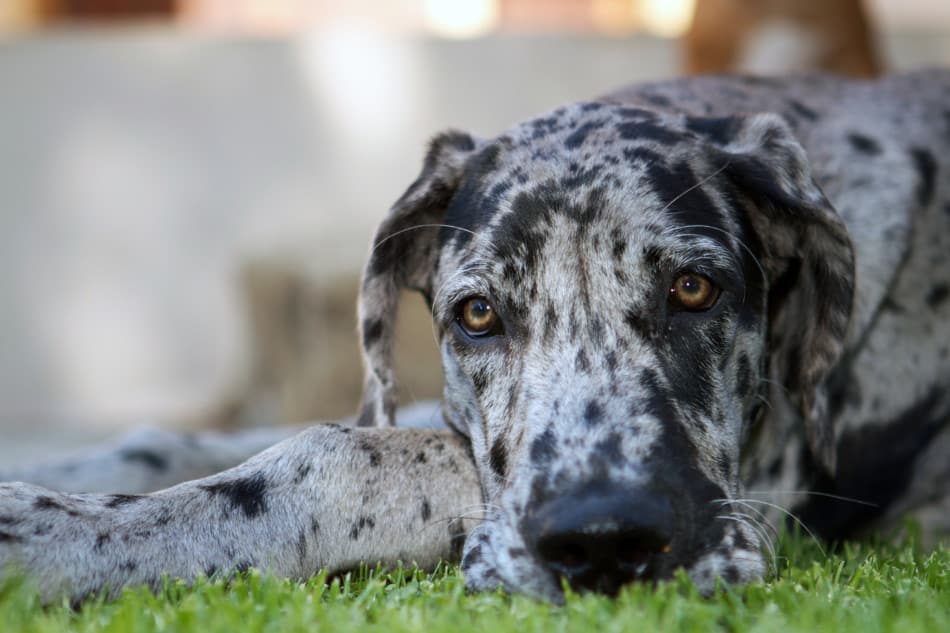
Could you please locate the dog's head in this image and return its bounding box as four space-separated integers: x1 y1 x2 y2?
356 103 854 599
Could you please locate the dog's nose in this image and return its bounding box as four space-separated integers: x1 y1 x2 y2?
526 487 674 595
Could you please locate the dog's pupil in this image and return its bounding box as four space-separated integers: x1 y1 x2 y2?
466 299 493 328
679 275 703 296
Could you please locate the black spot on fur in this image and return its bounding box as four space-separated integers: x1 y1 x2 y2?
722 565 740 584
201 473 269 519
489 438 508 480
119 448 168 471
797 389 949 539
685 116 737 146
624 307 653 340
105 494 144 508
650 160 724 235
421 498 432 522
448 518 467 560
617 106 657 120
593 432 624 465
715 450 732 479
120 560 137 573
623 146 663 167
564 121 602 149
736 354 752 397
0 531 21 543
292 461 312 484
641 92 671 107
471 366 490 395
530 428 557 465
787 100 818 121
910 147 937 207
464 543 483 566
0 516 18 526
926 283 949 308
236 561 253 573
362 318 384 348
349 516 376 540
846 133 882 155
617 120 681 145
94 531 111 552
33 496 64 511
358 440 383 468
575 348 591 373
415 451 428 464
584 400 604 427
297 531 307 564
204 564 219 577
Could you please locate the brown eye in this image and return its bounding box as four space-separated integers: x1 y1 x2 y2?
459 296 500 337
669 273 720 311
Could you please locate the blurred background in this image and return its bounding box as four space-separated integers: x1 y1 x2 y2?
0 0 948 464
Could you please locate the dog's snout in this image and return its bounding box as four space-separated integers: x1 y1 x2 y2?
527 487 674 595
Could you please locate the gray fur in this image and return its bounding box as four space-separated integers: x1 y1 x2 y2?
2 70 950 603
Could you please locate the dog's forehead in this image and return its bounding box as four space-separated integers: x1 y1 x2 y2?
438 102 742 281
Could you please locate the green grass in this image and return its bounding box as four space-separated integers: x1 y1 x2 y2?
2 535 948 633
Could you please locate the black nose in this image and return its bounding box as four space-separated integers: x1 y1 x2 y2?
526 486 674 595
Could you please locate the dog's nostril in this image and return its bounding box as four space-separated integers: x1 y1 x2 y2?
548 541 588 573
535 528 670 595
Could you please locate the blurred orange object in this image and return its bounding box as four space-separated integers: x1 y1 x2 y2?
685 0 881 77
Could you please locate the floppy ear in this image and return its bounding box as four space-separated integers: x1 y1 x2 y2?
356 131 480 427
697 113 855 475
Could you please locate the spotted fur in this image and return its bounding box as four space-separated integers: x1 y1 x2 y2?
2 70 950 603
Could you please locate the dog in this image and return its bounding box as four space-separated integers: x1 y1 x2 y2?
2 70 949 603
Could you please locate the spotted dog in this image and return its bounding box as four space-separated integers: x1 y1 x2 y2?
2 70 950 603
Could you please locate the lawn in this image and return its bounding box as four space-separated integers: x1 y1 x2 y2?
2 535 947 633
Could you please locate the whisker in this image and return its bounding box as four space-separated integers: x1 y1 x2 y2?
745 490 878 507
424 513 497 531
371 223 478 254
727 498 827 558
659 160 732 216
721 500 780 538
671 223 767 289
753 393 773 411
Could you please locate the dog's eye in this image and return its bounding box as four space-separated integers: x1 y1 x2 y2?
669 273 720 311
458 296 502 337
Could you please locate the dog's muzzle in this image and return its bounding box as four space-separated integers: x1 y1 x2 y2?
523 483 675 595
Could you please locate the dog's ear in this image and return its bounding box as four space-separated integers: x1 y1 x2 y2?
356 130 480 427
697 113 855 475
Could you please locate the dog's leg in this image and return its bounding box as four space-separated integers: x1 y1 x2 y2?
0 425 480 603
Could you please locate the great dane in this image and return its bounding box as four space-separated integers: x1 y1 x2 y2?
2 70 949 603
